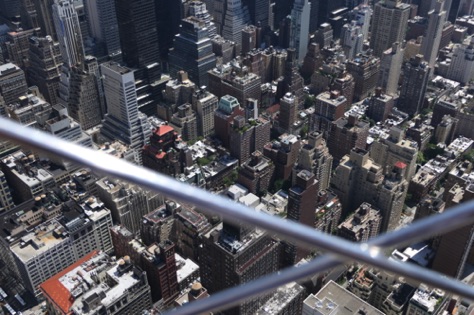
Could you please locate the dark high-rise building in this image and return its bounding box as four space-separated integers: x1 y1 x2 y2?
4 28 40 70
327 115 369 164
237 151 274 194
68 57 104 130
285 170 318 264
432 182 474 278
83 0 122 61
214 95 244 147
28 36 62 106
346 52 380 101
199 221 280 315
279 92 298 132
115 0 160 70
0 0 20 19
366 88 395 122
155 0 182 61
169 17 217 87
397 54 430 116
243 0 271 28
264 133 301 182
229 115 271 163
34 0 56 39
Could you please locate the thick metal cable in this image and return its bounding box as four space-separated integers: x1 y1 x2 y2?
1 117 474 312
164 197 474 315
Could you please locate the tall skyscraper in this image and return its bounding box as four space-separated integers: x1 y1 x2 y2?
187 0 218 38
398 55 431 116
296 131 333 192
420 0 447 70
370 0 411 57
155 0 182 61
100 62 152 150
34 0 57 39
221 0 251 53
279 92 298 132
199 221 280 315
83 0 122 61
289 0 311 63
115 0 160 70
285 169 318 263
243 0 271 28
68 57 104 130
378 42 404 96
52 0 84 68
168 17 217 87
28 36 62 105
192 86 218 137
341 21 364 59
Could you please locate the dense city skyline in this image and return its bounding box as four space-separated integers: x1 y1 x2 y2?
1 0 474 314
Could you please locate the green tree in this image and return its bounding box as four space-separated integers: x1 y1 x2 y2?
304 95 315 109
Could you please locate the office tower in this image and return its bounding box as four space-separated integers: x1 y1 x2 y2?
283 48 305 106
192 86 218 137
398 55 431 116
351 4 372 41
237 151 274 194
229 115 270 163
301 43 324 79
378 42 404 96
366 88 395 122
285 170 318 263
199 221 280 315
327 115 369 163
311 91 347 136
96 177 163 234
0 171 14 212
279 92 298 132
370 0 411 57
34 0 56 39
420 1 446 70
158 71 196 121
155 0 182 61
314 23 334 49
141 202 176 246
432 182 474 278
346 53 380 101
115 0 160 70
289 0 311 62
174 205 212 261
445 37 474 84
52 0 84 68
67 57 103 130
4 28 40 70
264 134 301 182
0 0 20 19
338 202 382 243
187 0 218 38
274 0 294 29
208 63 261 105
83 0 121 61
28 36 62 106
170 104 199 141
0 63 28 105
221 0 251 53
296 131 333 192
40 251 152 314
243 0 270 29
341 21 364 59
100 62 152 150
241 24 257 54
370 127 418 180
169 17 217 87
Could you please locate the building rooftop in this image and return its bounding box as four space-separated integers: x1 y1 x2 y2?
256 282 304 314
175 253 199 284
304 280 384 315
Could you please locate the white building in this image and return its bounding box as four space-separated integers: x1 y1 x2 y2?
290 0 311 63
420 0 447 70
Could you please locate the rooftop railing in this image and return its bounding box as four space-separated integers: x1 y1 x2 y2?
1 116 474 315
